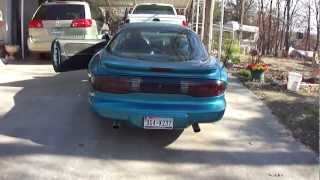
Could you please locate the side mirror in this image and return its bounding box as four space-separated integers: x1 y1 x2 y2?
102 33 111 42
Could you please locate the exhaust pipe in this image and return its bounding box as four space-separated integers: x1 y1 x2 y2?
112 121 120 129
192 123 201 133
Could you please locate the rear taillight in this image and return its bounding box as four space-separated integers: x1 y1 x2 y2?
186 81 226 97
182 20 188 27
92 76 226 97
150 67 172 72
93 76 130 93
29 19 43 28
71 19 92 28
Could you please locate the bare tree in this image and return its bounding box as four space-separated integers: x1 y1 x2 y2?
203 0 215 52
239 0 246 44
257 0 266 55
282 0 301 56
225 0 256 24
267 0 273 54
274 0 281 56
284 0 291 56
314 0 320 53
305 0 311 51
279 3 287 56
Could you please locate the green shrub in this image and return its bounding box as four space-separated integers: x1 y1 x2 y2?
231 56 240 64
224 40 241 64
211 31 241 64
238 69 251 79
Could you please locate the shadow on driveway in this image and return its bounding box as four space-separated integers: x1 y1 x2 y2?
0 70 317 177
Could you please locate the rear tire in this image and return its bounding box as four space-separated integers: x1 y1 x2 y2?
51 40 62 72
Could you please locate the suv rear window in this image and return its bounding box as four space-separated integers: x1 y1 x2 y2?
34 5 85 20
133 5 175 15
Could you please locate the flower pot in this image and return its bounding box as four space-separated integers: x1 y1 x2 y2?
4 45 19 61
251 70 265 82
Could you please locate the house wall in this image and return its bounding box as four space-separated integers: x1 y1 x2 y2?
0 0 18 44
0 0 39 55
0 0 11 44
0 0 5 43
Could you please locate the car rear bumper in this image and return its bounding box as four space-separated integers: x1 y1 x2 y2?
89 91 226 129
27 39 52 53
27 36 100 53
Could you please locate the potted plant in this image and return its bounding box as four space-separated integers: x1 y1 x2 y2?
245 49 268 82
246 63 269 82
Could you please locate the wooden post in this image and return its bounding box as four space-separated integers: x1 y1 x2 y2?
200 0 206 40
218 0 224 59
195 0 200 34
208 0 215 53
239 0 245 45
203 0 215 53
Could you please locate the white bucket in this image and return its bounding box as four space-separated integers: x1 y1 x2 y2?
287 72 303 92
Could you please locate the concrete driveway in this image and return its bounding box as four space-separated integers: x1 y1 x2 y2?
0 65 318 180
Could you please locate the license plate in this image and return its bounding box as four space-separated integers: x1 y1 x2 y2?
144 117 174 129
50 29 64 37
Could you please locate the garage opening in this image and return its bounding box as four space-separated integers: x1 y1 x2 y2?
0 0 219 64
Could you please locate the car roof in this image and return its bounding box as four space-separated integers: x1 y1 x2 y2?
135 3 175 7
43 1 88 6
121 23 190 32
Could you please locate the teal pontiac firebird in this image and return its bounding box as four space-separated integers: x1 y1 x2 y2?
52 23 228 132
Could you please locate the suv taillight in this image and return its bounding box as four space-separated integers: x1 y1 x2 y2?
92 76 226 97
29 20 43 28
71 19 92 28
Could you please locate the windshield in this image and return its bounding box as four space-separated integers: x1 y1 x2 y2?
133 5 175 15
34 5 85 20
107 27 208 62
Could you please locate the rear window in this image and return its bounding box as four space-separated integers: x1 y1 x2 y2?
107 27 208 62
34 5 85 20
133 5 175 15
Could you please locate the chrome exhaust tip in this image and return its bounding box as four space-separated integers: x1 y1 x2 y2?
112 121 120 129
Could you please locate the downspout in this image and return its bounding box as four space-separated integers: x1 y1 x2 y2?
20 0 25 59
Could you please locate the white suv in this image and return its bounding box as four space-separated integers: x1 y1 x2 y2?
28 1 106 54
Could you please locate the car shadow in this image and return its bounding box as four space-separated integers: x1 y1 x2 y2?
0 70 317 169
0 71 183 149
